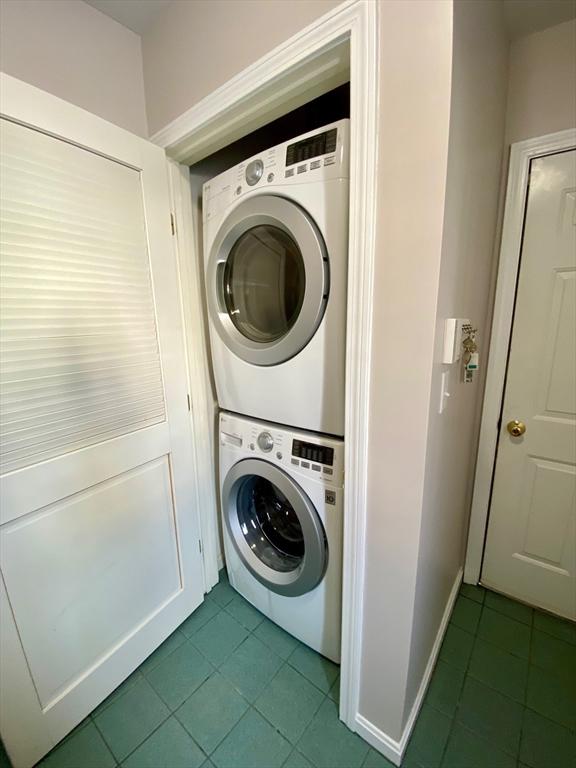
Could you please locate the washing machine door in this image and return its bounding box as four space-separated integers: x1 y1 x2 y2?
222 458 328 597
207 195 329 366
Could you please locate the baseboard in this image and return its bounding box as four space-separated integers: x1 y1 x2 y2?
353 567 463 766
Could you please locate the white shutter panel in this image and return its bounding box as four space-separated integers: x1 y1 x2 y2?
0 119 166 474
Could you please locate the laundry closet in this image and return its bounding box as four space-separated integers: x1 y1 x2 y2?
188 85 350 662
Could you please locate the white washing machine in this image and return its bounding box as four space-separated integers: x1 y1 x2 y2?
219 411 343 662
203 120 349 436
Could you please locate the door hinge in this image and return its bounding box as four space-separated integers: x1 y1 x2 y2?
170 213 176 235
187 394 191 411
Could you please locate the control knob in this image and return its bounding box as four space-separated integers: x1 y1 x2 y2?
245 159 264 186
257 431 274 452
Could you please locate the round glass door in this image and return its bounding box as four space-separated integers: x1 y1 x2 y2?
222 458 328 596
207 195 329 367
236 475 304 572
224 225 305 344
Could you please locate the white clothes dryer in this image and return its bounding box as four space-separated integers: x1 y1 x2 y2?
203 120 349 436
218 411 343 662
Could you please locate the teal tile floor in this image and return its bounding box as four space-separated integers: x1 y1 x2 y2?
2 572 573 768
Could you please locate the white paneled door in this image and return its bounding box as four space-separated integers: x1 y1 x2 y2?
482 149 576 619
0 75 204 768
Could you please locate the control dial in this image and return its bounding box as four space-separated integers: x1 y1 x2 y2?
245 159 264 186
257 431 274 452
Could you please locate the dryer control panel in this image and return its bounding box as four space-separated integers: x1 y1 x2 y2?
203 119 349 224
219 411 344 487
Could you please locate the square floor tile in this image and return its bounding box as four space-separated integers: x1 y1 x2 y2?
139 630 186 676
211 709 290 768
220 634 283 702
531 629 576 679
207 580 236 608
441 723 516 768
476 607 531 659
179 600 221 639
468 637 528 703
146 641 213 710
94 677 169 762
485 591 533 625
288 644 339 693
533 611 576 646
456 677 523 757
255 664 324 743
438 624 475 670
362 747 396 767
284 750 314 768
93 671 142 717
176 672 248 755
520 708 576 768
425 659 465 717
526 664 576 730
403 704 451 767
254 619 299 660
191 611 249 667
298 698 369 768
39 721 115 768
459 584 486 604
450 596 482 634
122 716 205 768
224 594 264 631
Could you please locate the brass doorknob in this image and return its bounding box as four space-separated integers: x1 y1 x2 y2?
507 420 526 437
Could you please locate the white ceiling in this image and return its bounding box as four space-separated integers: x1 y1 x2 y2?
84 0 576 40
503 0 576 38
83 0 172 34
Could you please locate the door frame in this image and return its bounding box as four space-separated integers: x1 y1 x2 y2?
154 0 378 738
464 128 576 585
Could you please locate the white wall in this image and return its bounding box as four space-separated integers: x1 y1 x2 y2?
141 0 341 136
0 0 148 136
506 18 576 144
403 0 509 720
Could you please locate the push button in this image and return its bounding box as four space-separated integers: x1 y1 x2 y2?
323 467 333 476
301 461 310 469
312 464 321 472
291 458 299 466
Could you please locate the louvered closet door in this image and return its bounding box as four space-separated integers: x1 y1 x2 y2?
0 75 204 768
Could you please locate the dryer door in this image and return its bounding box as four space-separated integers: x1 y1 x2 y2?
207 195 329 366
222 458 328 596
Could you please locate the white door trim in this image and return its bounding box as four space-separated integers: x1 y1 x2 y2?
464 128 576 585
151 0 379 740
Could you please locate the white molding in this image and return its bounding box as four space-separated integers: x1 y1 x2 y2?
167 161 220 594
354 568 463 766
151 2 356 163
464 129 576 584
152 0 379 734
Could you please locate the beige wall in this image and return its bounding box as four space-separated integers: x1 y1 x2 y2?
358 0 454 741
0 0 148 136
141 0 341 136
506 18 576 143
404 0 508 720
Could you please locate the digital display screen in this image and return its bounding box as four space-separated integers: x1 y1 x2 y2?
286 129 337 167
292 439 334 466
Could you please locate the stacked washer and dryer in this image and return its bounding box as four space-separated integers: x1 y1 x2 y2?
203 120 349 663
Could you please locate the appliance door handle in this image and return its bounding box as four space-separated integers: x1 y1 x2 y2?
216 261 227 313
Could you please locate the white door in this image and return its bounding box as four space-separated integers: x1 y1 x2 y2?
482 149 576 619
0 75 204 768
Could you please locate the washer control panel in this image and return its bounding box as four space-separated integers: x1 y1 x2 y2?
219 411 344 486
